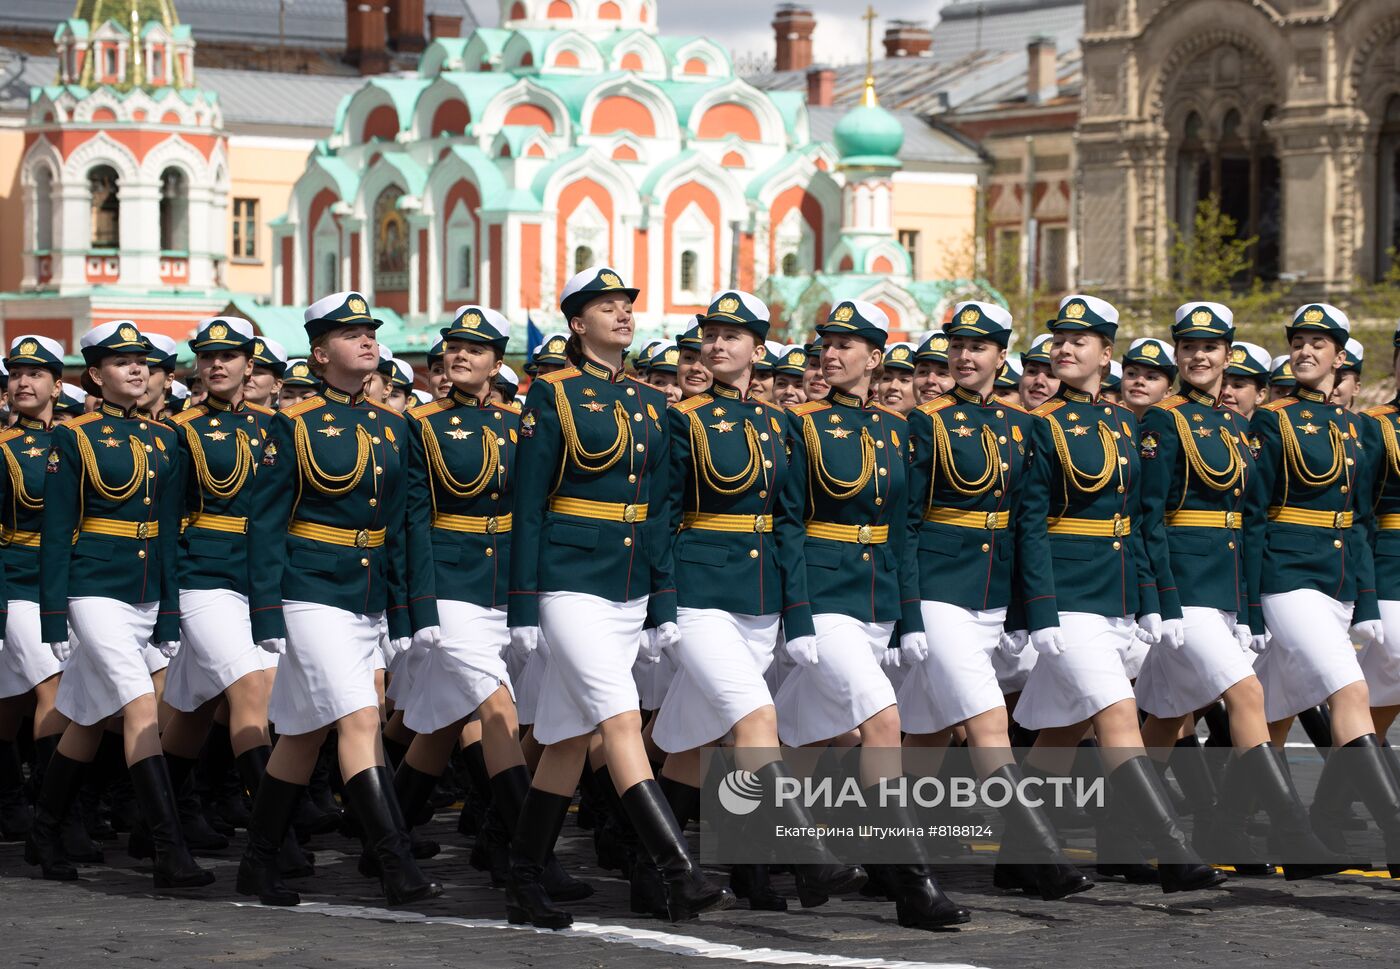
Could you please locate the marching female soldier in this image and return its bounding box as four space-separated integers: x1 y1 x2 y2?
236 292 440 908
1360 323 1400 740
1010 294 1224 894
1333 338 1364 410
1268 355 1297 402
278 360 320 407
772 347 806 407
1135 303 1340 879
1220 343 1271 422
912 333 953 404
748 340 783 403
1252 304 1400 871
1018 335 1059 410
896 301 1092 902
0 337 72 843
651 291 865 915
1120 339 1177 420
157 317 307 873
28 321 211 890
878 343 917 415
395 304 589 902
504 266 733 929
243 337 287 410
774 299 967 930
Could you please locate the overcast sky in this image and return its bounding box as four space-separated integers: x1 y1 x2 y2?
463 1 953 67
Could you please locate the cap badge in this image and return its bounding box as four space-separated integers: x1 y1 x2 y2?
1142 342 1160 359
292 363 310 377
891 347 909 362
464 312 482 329
833 304 855 323
18 340 37 356
664 348 680 365
546 337 566 353
1190 308 1213 328
208 322 229 342
253 341 264 356
1063 302 1086 320
118 325 139 343
1231 347 1247 363
1302 307 1325 325
931 336 948 350
792 351 806 367
717 296 740 315
959 307 980 326
600 272 622 289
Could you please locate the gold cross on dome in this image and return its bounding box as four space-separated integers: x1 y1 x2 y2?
861 5 880 107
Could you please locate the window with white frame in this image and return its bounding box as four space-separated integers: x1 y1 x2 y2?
565 195 608 281
671 201 712 303
444 204 477 300
773 206 813 277
573 245 593 273
312 209 339 298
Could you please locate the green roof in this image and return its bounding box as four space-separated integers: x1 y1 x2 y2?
225 296 416 358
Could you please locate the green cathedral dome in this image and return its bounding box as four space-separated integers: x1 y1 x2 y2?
833 78 903 169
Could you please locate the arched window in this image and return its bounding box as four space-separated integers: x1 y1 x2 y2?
159 167 188 251
444 202 477 300
33 166 53 252
89 165 120 248
680 250 698 293
1377 95 1400 277
573 245 593 273
458 244 474 291
781 252 798 276
373 185 409 291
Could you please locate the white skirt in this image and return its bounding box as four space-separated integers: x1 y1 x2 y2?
774 614 896 747
385 640 424 707
1013 613 1136 730
268 601 382 735
653 608 779 753
143 643 170 675
164 588 265 712
898 602 1007 735
1135 606 1256 718
1256 589 1363 722
373 615 391 673
0 600 63 699
55 598 159 726
533 592 647 745
1120 636 1150 681
632 649 676 710
991 635 1037 693
1363 600 1400 707
764 629 797 695
514 647 547 727
403 600 513 734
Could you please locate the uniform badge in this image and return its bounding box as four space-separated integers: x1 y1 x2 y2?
1193 426 1213 439
522 409 537 438
891 431 900 449
1140 432 1159 460
22 447 43 458
711 420 736 433
318 425 345 438
206 430 229 442
385 427 395 444
1011 425 1023 443
262 441 278 466
46 448 60 473
154 437 166 452
770 417 782 434
647 404 659 421
509 429 518 444
1120 422 1133 440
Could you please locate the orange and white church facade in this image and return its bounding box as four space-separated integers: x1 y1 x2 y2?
272 0 955 345
4 1 231 349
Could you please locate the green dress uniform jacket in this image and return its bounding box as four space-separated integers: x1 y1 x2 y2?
248 386 411 643
1025 387 1162 621
507 357 676 630
39 402 180 644
1138 388 1264 631
404 388 520 625
166 396 276 596
1360 398 1400 601
776 389 922 642
667 381 793 616
1249 387 1378 623
0 416 51 606
905 386 1058 630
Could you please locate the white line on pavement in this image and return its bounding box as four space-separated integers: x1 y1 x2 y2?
232 901 991 969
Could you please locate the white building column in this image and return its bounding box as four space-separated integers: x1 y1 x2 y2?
118 178 160 288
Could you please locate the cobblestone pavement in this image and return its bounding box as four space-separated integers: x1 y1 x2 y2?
2 800 1400 969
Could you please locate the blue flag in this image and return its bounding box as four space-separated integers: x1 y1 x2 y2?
525 313 543 362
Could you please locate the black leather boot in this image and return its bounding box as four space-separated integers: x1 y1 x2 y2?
353 763 440 873
382 735 409 772
1109 755 1226 893
621 779 735 922
1168 736 1221 841
33 735 103 864
752 762 865 908
989 763 1092 901
1228 743 1350 880
634 775 703 916
236 746 313 879
592 764 638 875
201 723 249 833
128 754 215 889
24 744 85 880
0 738 33 839
295 740 342 839
861 783 970 928
1093 762 1159 885
457 741 490 837
490 764 593 903
1317 734 1400 877
344 765 442 905
168 753 230 851
505 786 576 929
236 772 305 905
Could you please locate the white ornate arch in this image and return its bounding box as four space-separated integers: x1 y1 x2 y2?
537 148 640 221
543 31 604 72
339 84 405 145
579 76 678 138
647 151 746 221
411 76 473 141
139 134 218 183
478 79 573 141
607 32 665 77
687 78 786 145
669 37 728 80
61 131 141 184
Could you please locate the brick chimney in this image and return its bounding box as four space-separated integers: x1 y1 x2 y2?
806 66 834 107
346 1 392 74
1027 36 1058 104
427 12 463 39
773 4 816 73
388 0 426 53
883 20 932 58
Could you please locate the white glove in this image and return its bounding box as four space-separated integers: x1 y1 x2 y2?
510 626 540 659
155 641 180 659
1160 618 1186 650
638 629 663 664
1233 623 1254 653
258 637 287 655
998 629 1029 657
1134 613 1163 645
1351 620 1386 649
412 625 442 651
878 644 902 669
654 621 680 656
1251 632 1270 654
49 641 72 662
388 637 411 656
1030 627 1066 656
785 635 819 668
900 631 929 665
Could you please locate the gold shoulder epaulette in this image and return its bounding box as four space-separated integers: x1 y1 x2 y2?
994 396 1029 413
1262 398 1292 412
66 412 103 428
1032 399 1066 418
916 394 956 416
872 403 908 422
282 395 325 419
409 399 451 420
0 426 24 446
1154 394 1187 411
246 402 276 417
672 394 712 415
1364 404 1398 418
789 400 831 417
542 367 580 384
167 405 207 427
750 397 784 412
493 400 523 414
